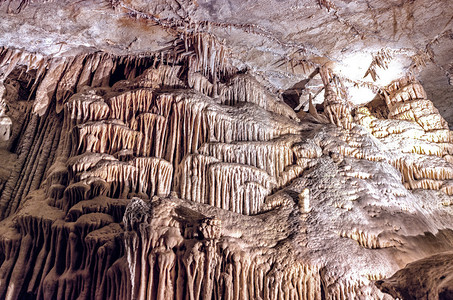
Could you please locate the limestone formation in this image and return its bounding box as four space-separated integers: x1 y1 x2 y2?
376 252 453 299
0 1 453 299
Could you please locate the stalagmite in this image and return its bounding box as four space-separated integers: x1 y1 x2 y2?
298 188 310 213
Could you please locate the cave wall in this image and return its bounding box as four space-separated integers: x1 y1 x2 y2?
0 1 453 299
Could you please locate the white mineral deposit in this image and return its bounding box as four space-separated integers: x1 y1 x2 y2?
0 0 453 299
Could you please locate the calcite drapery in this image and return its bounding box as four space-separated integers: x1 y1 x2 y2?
0 47 318 299
356 77 453 195
0 40 453 300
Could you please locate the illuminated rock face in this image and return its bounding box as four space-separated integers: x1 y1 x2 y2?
0 48 452 299
0 1 453 299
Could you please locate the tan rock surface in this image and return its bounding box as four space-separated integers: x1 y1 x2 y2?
0 1 452 299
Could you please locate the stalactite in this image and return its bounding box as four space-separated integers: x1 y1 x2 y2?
0 230 22 299
236 182 270 215
0 109 61 219
142 91 213 165
187 71 214 96
204 103 302 143
197 136 297 178
0 114 39 219
0 48 161 119
55 55 86 113
79 157 173 198
130 113 168 158
356 78 453 194
363 48 393 81
188 72 299 121
77 54 100 92
208 163 276 214
64 91 110 129
67 196 129 223
0 183 130 299
123 197 322 300
108 88 155 124
293 140 323 160
91 54 115 88
185 32 234 81
340 229 382 249
67 152 117 180
66 77 303 177
0 48 46 82
137 64 185 89
388 99 449 132
2 38 452 300
33 59 68 116
277 165 306 187
179 154 276 215
320 67 354 130
177 154 219 203
307 93 330 124
217 74 299 120
382 80 449 136
74 121 143 155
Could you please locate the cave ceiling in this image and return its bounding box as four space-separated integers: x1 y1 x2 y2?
1 0 453 122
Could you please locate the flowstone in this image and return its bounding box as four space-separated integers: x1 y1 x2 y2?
0 28 452 300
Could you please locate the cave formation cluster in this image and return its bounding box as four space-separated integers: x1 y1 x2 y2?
1 0 453 299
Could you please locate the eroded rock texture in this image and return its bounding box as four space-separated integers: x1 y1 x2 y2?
0 1 453 300
376 252 453 300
